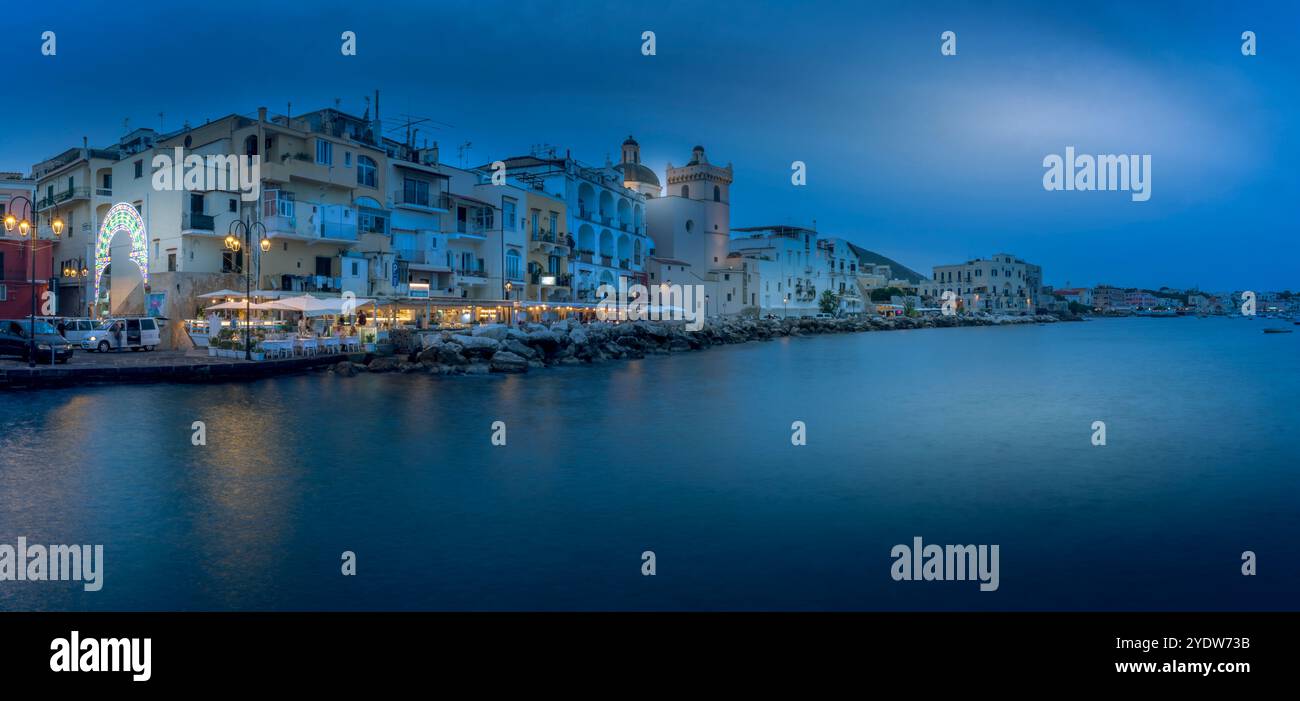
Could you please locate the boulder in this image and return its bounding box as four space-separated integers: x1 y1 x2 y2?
490 350 530 373
471 324 510 341
436 343 468 365
503 339 538 359
332 361 356 376
367 356 402 373
451 334 501 358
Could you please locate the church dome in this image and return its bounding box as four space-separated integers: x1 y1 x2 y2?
615 161 660 187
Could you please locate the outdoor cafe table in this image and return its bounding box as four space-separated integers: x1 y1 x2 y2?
260 339 294 358
294 337 319 355
320 337 341 354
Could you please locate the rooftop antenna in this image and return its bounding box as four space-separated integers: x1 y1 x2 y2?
158 112 164 130
458 141 472 168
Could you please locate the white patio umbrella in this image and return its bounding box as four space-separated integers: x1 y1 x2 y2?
197 289 244 299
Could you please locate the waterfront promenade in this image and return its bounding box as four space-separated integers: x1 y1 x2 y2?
0 349 349 389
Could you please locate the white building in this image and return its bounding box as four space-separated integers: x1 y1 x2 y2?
920 253 1044 315
495 142 651 302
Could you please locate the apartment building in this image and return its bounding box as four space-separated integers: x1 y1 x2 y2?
493 143 652 303
922 253 1043 315
728 225 823 317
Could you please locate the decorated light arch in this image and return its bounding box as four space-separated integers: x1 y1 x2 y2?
95 203 149 306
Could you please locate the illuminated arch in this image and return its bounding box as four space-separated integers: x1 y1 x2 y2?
95 203 148 304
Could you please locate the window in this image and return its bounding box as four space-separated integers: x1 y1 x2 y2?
134 160 143 178
714 185 721 202
345 152 352 167
351 261 360 276
502 198 516 229
506 249 522 280
316 139 333 165
685 220 694 233
548 255 560 275
190 193 204 214
222 249 243 273
315 257 332 276
167 252 177 272
530 209 540 235
244 136 258 156
359 210 387 235
403 178 430 207
356 155 376 187
228 198 237 212
549 211 558 236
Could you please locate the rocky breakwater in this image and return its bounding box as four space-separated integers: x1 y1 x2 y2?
328 313 1065 378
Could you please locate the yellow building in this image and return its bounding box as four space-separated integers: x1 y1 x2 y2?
524 191 571 302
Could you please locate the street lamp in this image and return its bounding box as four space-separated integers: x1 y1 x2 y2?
226 218 267 361
504 281 514 325
3 196 62 367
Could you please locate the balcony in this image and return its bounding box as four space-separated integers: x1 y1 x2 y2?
455 267 488 286
36 187 91 210
95 187 113 198
394 189 450 212
263 208 359 243
182 212 215 232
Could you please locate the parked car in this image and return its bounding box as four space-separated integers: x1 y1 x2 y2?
812 313 834 320
82 317 162 352
0 319 74 364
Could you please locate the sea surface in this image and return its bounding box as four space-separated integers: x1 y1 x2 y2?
1 317 1296 610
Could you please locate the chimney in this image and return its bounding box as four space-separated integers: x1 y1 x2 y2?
257 106 267 123
82 136 88 149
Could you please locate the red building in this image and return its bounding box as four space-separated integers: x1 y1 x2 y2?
1 173 54 319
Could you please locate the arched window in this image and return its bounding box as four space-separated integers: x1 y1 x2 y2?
713 185 720 202
680 185 689 198
357 156 377 187
244 135 258 156
685 220 694 234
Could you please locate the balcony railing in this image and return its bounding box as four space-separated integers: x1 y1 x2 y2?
95 187 113 197
456 267 487 278
36 187 91 210
183 212 215 231
394 189 450 210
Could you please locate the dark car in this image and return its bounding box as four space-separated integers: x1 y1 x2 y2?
0 319 74 364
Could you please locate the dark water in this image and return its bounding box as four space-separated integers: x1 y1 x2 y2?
1 317 1297 611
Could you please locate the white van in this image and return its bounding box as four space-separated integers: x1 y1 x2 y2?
58 319 101 346
83 317 162 352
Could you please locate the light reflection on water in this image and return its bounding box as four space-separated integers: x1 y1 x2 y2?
0 318 1297 611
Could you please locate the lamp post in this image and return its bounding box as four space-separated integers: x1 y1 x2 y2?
226 217 268 361
4 196 63 367
504 280 514 325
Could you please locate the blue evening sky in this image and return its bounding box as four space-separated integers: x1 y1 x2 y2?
2 0 1296 290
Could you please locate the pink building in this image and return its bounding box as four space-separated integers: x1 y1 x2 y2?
1 172 54 319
